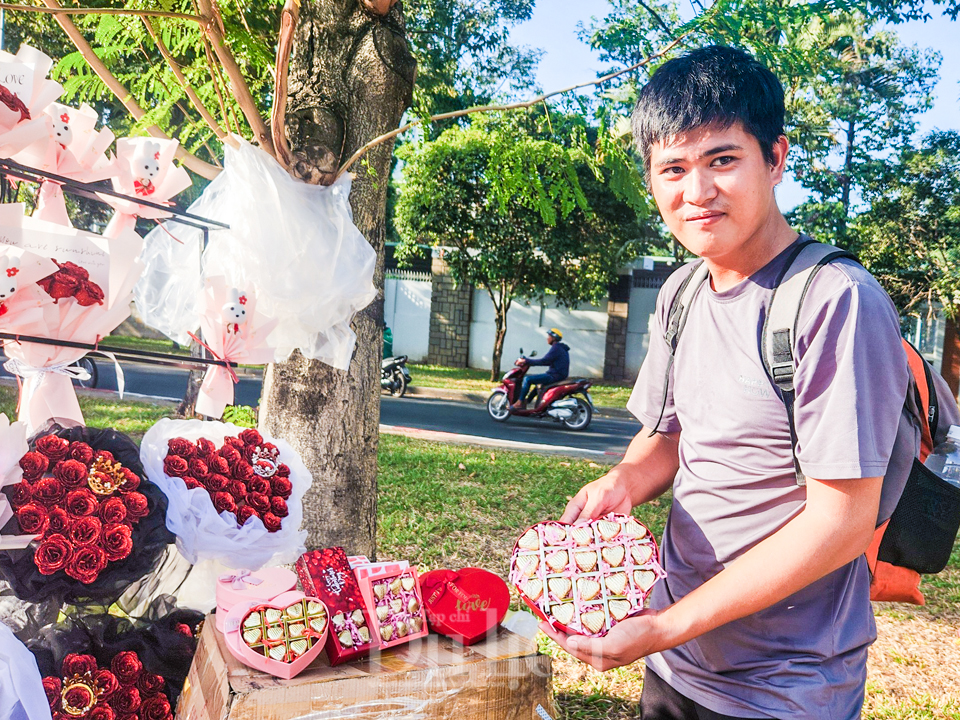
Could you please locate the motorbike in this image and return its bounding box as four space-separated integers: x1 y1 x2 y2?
486 350 594 430
381 355 411 397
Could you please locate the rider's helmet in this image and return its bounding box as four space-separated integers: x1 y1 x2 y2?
547 328 563 341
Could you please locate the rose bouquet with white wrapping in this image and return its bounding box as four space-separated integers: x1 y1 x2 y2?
140 419 310 570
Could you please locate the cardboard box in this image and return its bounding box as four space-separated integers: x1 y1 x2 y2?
176 613 555 720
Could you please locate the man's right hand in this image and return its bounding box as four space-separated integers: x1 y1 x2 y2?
560 467 634 523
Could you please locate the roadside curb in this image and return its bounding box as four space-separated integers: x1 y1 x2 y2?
404 384 636 420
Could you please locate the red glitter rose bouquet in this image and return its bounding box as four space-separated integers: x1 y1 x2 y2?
0 425 173 605
27 599 203 719
140 418 309 570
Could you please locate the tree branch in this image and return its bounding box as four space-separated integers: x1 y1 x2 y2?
271 0 299 171
142 15 229 143
194 0 275 156
0 3 204 24
36 0 222 180
336 32 689 179
637 0 676 39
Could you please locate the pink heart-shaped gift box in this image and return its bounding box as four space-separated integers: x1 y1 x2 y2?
223 590 329 680
215 566 298 632
509 513 665 637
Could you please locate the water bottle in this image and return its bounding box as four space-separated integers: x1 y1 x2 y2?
924 424 960 488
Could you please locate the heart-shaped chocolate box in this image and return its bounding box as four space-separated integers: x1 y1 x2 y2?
224 590 330 679
509 513 665 637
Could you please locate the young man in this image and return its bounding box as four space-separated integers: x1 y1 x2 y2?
540 46 908 719
512 328 570 409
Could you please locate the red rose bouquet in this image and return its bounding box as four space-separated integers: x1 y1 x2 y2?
0 425 173 605
28 600 203 719
140 418 309 570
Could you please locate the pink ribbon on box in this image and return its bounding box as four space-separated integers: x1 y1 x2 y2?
219 570 264 591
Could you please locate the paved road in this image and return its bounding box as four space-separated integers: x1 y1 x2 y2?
0 359 642 456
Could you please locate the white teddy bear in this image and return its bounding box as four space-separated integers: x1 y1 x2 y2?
0 255 19 310
222 288 248 334
132 140 162 196
52 110 72 147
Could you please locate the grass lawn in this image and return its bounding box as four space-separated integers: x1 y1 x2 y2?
101 334 190 357
378 435 960 720
0 382 955 718
409 363 634 408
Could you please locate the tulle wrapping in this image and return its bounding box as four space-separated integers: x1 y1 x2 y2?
140 418 309 570
133 136 377 369
27 595 203 706
0 620 51 720
0 424 174 606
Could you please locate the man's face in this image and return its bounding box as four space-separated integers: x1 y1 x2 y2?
647 123 787 265
546 334 555 345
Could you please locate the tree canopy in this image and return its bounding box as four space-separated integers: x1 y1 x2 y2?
395 112 657 377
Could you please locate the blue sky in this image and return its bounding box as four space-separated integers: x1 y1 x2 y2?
511 1 960 210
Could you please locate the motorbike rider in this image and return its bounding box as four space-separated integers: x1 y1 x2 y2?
511 328 570 409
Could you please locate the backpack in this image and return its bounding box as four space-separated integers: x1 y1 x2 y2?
654 239 960 605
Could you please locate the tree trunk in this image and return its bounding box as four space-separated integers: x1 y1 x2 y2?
258 1 415 557
176 343 204 417
491 308 506 382
839 117 856 239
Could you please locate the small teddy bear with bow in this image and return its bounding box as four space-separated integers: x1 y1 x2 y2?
222 288 248 335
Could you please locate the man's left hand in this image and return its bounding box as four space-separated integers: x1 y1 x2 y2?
538 610 665 671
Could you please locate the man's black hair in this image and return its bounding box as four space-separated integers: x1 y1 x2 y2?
631 45 785 175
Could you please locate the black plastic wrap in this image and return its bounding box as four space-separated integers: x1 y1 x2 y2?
27 595 203 707
0 424 175 606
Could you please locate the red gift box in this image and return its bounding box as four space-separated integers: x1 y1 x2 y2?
296 547 376 665
420 568 510 645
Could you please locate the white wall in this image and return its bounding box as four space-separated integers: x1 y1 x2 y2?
384 273 431 362
625 286 660 380
468 290 607 377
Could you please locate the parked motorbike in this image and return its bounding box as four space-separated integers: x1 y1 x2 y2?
70 356 99 389
486 351 594 430
382 355 411 397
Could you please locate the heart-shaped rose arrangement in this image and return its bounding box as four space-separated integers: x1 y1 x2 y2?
9 433 148 584
41 650 174 720
162 428 292 532
226 592 329 679
509 514 665 637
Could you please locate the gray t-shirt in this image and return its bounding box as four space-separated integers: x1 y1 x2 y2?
628 240 909 719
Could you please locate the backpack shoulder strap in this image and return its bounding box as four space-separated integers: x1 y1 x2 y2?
903 338 937 460
761 240 858 486
648 261 710 435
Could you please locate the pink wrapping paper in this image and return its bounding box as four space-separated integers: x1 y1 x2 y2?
0 204 144 432
14 102 116 226
0 45 62 160
100 137 191 238
194 277 278 419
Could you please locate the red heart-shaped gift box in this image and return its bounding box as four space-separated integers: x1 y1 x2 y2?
420 568 509 645
508 513 665 637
